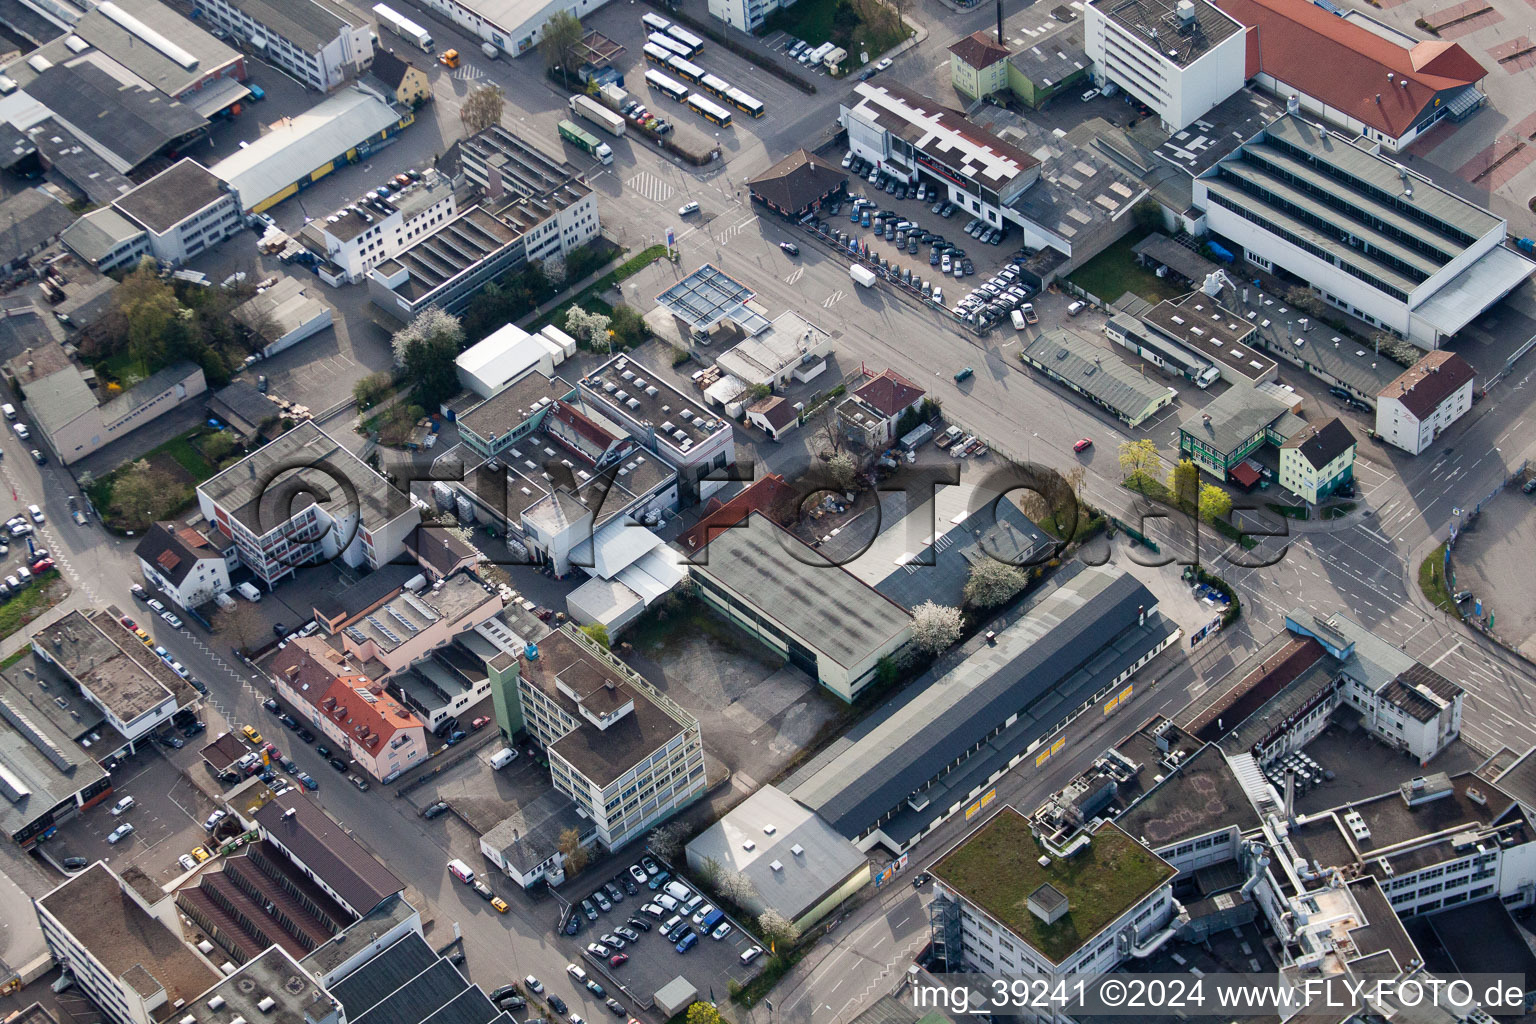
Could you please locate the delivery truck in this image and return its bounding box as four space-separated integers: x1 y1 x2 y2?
372 3 432 52
570 94 626 137
557 119 614 164
850 264 877 288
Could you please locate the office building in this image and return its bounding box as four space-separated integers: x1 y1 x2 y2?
1212 0 1486 151
709 0 791 32
303 171 455 285
197 0 374 92
930 809 1178 980
1375 350 1475 454
62 159 243 273
1279 417 1356 503
510 626 705 849
328 571 502 679
197 422 420 589
1195 115 1535 348
370 127 597 319
785 565 1179 853
35 863 222 1024
577 354 737 504
691 512 913 702
135 521 236 610
1084 0 1247 131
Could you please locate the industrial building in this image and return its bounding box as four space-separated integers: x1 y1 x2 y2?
1195 115 1535 348
196 0 375 92
210 87 413 213
61 159 244 272
369 126 598 319
1019 328 1177 426
233 277 334 358
691 511 914 702
303 171 455 285
785 565 1179 853
410 0 619 55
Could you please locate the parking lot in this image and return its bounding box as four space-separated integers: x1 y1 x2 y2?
569 863 764 1008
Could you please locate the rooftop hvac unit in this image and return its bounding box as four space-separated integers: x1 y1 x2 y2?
646 386 659 397
769 860 783 871
791 844 804 856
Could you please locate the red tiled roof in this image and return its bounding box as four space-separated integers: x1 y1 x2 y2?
550 401 617 454
1378 350 1475 419
270 637 420 746
1213 0 1485 139
853 368 926 418
1229 461 1262 488
680 473 796 552
949 30 1010 70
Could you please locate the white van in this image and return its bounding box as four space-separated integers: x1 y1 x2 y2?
447 859 475 883
656 893 679 911
236 582 262 602
490 747 517 770
664 879 691 902
1 404 15 420
1010 309 1026 330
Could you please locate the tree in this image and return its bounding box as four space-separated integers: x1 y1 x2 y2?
648 821 688 860
911 601 963 653
540 11 584 87
695 855 723 889
1118 438 1161 485
831 0 860 42
202 430 238 464
559 827 589 875
963 559 1029 609
607 304 649 349
391 307 465 409
1284 286 1325 318
758 908 800 948
115 259 180 372
353 370 394 409
391 306 463 367
686 1004 723 1024
460 83 505 135
578 622 610 649
810 401 846 456
564 306 612 348
827 451 857 490
1198 483 1233 524
1168 458 1200 512
216 600 266 653
718 869 758 907
109 459 188 529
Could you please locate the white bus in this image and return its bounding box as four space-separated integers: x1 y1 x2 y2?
641 11 673 34
648 32 694 59
645 69 690 103
662 23 705 56
686 92 732 127
725 87 764 118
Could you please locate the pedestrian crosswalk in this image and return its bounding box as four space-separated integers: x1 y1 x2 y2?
718 214 757 241
822 289 846 308
626 171 674 203
785 267 805 285
453 64 486 82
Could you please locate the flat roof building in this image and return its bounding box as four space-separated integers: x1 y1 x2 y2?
931 809 1177 976
691 512 913 702
686 784 871 930
1195 115 1535 348
198 422 419 589
1019 328 1177 426
197 0 374 92
22 62 208 176
511 626 704 849
787 565 1180 853
1085 0 1247 131
211 88 410 213
1139 290 1276 384
0 664 112 846
0 189 74 273
253 792 406 917
36 863 223 1024
234 277 334 358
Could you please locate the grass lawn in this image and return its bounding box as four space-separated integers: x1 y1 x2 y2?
93 350 151 389
0 572 68 640
931 808 1175 964
530 244 670 341
89 427 224 531
1420 544 1458 612
1067 231 1186 305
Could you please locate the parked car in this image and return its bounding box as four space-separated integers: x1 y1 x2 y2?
422 801 450 819
1074 438 1093 454
609 954 628 968
241 726 262 744
628 864 648 885
107 823 134 844
110 795 135 816
203 809 227 831
525 977 544 994
327 757 347 772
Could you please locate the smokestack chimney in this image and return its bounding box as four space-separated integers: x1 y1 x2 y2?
997 0 1004 45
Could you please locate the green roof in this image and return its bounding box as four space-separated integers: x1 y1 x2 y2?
931 808 1175 964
